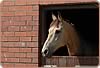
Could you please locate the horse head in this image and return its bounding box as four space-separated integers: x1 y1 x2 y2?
41 13 66 57
41 13 80 57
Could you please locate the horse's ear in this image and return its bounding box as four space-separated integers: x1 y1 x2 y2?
58 12 62 21
52 13 57 21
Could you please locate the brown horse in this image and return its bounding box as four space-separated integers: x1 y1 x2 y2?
41 13 80 57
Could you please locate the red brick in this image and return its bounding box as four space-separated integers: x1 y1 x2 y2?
26 0 39 5
2 42 26 47
33 20 39 25
1 36 8 42
16 6 33 11
32 48 38 53
1 42 10 47
12 16 32 21
1 57 19 63
20 26 32 31
1 26 8 32
3 21 25 26
2 16 32 22
1 57 6 62
19 58 32 63
20 48 32 52
32 58 38 63
14 63 26 67
8 6 16 11
26 42 38 47
8 26 19 31
1 12 15 16
1 52 4 57
39 0 58 4
33 5 39 10
2 63 15 67
2 53 15 58
39 0 53 4
2 32 14 36
8 48 19 52
15 53 26 58
1 17 7 21
3 1 15 6
1 48 8 52
4 58 19 62
18 42 26 47
2 21 11 26
26 53 38 58
27 21 38 26
9 6 33 11
21 16 32 21
0 32 3 36
1 7 9 12
15 11 26 16
1 42 11 47
20 37 31 42
15 63 38 67
31 37 38 42
26 16 33 21
27 6 33 11
33 25 38 31
33 16 39 20
27 11 39 16
15 32 26 36
7 37 19 42
3 0 15 1
26 31 38 36
12 16 20 21
1 17 12 21
13 21 26 26
15 0 27 5
13 16 24 21
26 21 34 25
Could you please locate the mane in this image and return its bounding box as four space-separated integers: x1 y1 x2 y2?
62 19 80 55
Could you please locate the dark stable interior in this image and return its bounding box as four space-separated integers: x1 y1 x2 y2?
40 3 99 56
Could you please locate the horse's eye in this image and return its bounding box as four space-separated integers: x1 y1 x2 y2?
55 30 61 34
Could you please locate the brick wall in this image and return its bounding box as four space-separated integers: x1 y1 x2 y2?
0 0 39 68
0 0 97 68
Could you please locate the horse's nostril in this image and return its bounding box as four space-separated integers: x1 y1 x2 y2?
44 49 48 55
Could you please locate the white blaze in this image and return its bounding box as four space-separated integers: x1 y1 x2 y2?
42 26 56 54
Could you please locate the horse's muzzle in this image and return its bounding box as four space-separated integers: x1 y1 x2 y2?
42 49 48 57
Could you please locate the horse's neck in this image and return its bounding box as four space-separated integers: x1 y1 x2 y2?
63 21 80 55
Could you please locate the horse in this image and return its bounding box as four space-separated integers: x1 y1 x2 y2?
41 13 80 57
